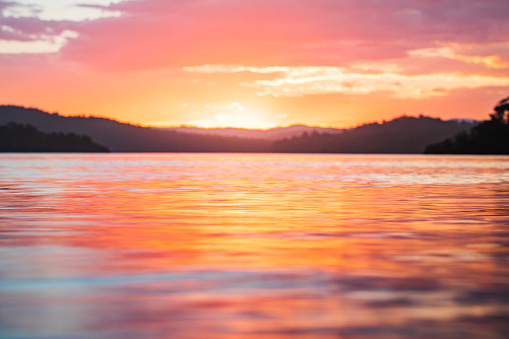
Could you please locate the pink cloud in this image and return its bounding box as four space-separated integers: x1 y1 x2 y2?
51 0 508 71
2 0 508 71
60 0 316 70
0 16 69 41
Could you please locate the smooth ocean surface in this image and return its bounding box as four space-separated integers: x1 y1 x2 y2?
1 153 509 338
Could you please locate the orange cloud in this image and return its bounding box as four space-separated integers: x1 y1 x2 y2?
185 65 509 99
410 47 509 69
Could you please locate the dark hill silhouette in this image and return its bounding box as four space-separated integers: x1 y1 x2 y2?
272 115 476 153
0 105 476 153
424 96 509 154
0 106 270 152
0 122 109 152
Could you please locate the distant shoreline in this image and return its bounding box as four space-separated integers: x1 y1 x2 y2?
0 106 477 154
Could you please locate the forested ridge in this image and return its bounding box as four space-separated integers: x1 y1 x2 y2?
0 122 109 152
425 97 509 154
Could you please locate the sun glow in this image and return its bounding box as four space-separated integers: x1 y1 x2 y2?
147 102 277 129
189 102 276 129
207 110 275 129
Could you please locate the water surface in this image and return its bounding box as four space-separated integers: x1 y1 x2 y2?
1 154 509 338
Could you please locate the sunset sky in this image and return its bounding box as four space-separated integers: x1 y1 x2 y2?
1 0 509 129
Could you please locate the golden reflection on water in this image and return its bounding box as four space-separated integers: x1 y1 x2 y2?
1 154 509 338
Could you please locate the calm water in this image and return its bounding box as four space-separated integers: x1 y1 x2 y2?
1 153 509 339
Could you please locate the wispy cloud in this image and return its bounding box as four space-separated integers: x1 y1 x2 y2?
410 46 509 69
0 0 120 53
2 0 122 21
0 29 77 53
185 65 509 98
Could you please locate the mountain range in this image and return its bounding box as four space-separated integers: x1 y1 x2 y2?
0 105 477 153
272 115 478 153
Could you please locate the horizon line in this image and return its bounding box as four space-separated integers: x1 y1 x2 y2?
1 103 479 131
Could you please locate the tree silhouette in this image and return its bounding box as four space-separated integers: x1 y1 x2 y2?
425 96 509 154
491 96 509 124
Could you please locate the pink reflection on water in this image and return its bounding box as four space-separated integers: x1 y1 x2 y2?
1 154 509 338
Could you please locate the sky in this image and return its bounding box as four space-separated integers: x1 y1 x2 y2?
1 0 509 129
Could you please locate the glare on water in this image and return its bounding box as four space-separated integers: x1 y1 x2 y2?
1 153 509 338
